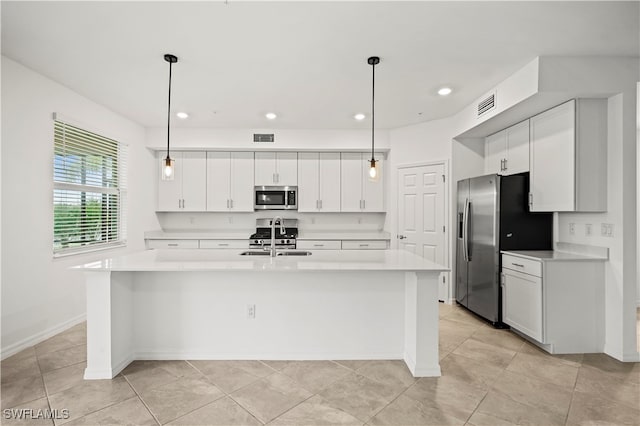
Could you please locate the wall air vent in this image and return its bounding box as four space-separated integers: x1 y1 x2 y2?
477 93 496 117
253 133 275 143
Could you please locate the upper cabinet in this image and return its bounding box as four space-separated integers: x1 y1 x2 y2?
340 152 384 212
529 99 607 212
298 152 341 212
207 152 254 212
485 120 529 176
255 152 298 186
158 151 207 211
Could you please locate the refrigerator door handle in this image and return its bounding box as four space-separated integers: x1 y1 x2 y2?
463 198 470 262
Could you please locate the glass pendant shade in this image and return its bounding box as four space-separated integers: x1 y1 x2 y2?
163 156 175 181
368 158 379 182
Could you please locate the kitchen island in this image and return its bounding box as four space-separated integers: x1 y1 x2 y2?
74 249 447 380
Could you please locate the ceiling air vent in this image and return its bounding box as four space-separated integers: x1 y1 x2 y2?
253 133 275 143
477 93 496 117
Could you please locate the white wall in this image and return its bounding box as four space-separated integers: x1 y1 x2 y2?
1 57 158 358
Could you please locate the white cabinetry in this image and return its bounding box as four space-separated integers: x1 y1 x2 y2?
529 99 607 212
485 120 529 175
296 240 342 250
255 152 298 186
340 153 384 212
341 240 388 250
207 152 254 212
199 240 249 249
158 152 207 211
297 152 341 212
147 239 199 249
501 252 604 354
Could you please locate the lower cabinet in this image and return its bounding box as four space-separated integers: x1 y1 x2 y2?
341 240 388 250
501 253 604 353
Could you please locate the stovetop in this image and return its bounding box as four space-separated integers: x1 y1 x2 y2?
250 227 299 240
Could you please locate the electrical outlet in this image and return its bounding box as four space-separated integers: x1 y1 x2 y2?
601 223 608 237
607 224 614 237
247 304 256 319
585 223 592 236
569 223 575 235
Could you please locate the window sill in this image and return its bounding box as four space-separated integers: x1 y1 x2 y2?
53 241 127 259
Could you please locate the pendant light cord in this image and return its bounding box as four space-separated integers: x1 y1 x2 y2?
166 60 173 159
371 60 375 161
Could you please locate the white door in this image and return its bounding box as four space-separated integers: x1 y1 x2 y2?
275 152 298 186
230 152 254 212
318 152 341 211
398 163 447 300
181 152 207 211
504 120 530 175
297 152 320 212
207 152 231 211
340 153 363 212
254 152 276 185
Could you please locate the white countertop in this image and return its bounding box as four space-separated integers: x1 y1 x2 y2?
73 249 448 272
501 250 608 262
145 230 391 241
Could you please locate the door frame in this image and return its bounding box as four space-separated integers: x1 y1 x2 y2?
396 160 451 303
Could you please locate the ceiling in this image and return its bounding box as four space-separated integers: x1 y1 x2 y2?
2 1 638 130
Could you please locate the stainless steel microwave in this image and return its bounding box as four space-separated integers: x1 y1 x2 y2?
254 186 297 210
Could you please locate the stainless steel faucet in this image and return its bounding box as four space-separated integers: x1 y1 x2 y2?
269 216 286 257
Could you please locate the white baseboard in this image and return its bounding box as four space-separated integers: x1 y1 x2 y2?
1 313 86 360
133 350 403 360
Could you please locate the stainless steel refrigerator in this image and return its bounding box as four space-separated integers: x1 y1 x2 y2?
456 173 552 326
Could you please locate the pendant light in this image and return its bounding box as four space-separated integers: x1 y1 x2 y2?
367 56 380 182
162 53 178 181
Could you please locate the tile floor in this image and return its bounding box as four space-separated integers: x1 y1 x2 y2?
2 303 639 425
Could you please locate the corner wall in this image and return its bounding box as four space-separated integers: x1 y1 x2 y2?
1 56 158 358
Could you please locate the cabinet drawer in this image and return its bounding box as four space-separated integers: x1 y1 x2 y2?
502 254 542 277
297 240 341 250
147 239 199 249
341 240 388 250
199 240 249 249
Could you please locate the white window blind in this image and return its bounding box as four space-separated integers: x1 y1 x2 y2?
53 119 128 256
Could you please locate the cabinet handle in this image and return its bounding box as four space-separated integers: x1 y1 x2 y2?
230 199 234 209
273 173 276 183
504 158 508 171
313 244 324 247
319 200 322 209
359 244 370 247
512 263 525 268
362 200 366 210
182 199 185 209
528 193 533 206
226 199 229 209
168 243 178 247
218 243 229 247
316 200 319 209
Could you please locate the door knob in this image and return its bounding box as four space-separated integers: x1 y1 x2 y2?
398 235 407 239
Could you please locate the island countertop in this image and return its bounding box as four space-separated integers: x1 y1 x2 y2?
73 249 447 272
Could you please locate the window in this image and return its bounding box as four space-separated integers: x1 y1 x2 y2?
53 119 127 256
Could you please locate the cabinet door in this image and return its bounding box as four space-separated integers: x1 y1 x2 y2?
276 152 298 186
254 152 276 185
229 152 255 212
207 152 231 211
181 152 207 211
340 153 363 212
158 152 183 211
529 100 575 212
318 152 341 211
363 153 384 212
485 130 506 174
504 120 529 175
297 152 320 212
502 269 543 342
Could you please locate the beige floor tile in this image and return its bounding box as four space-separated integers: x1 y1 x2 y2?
63 396 156 426
231 372 312 424
47 376 135 425
138 376 224 424
439 319 482 354
317 373 403 422
270 395 363 426
1 348 41 384
566 390 640 425
369 394 465 426
353 360 416 391
518 341 584 367
123 360 201 393
167 396 260 425
260 360 293 371
188 360 269 394
475 390 565 425
403 375 487 421
575 364 640 410
444 309 487 328
35 327 86 358
42 362 86 396
470 328 525 352
438 302 457 318
1 396 53 426
452 338 516 369
190 360 273 378
1 376 46 409
439 354 504 390
465 411 518 426
506 352 579 389
333 360 371 371
279 361 352 393
581 353 640 384
489 370 573 419
36 346 86 374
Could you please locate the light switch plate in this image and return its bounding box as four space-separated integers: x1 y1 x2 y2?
569 223 576 235
585 223 592 236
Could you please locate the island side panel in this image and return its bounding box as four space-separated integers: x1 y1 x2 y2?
130 271 406 360
404 271 441 377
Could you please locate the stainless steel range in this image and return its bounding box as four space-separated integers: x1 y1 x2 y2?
249 218 298 250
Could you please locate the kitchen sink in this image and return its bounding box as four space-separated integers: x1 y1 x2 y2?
276 251 312 256
239 251 271 256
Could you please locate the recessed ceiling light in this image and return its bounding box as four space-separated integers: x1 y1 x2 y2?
265 112 277 120
354 113 366 121
176 112 189 119
438 87 452 96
